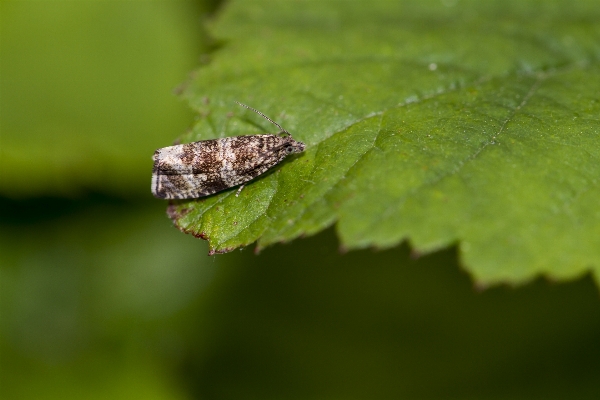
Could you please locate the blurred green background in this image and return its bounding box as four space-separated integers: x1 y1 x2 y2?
2 1 600 399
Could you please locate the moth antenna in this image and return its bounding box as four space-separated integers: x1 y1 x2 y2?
235 101 291 137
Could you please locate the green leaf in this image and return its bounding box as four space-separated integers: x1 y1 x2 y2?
171 0 600 285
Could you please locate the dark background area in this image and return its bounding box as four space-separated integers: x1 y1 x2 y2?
2 1 600 399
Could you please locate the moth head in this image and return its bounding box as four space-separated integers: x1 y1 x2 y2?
283 138 306 155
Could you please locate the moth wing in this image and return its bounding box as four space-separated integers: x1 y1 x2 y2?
152 141 225 199
151 135 290 199
152 171 230 199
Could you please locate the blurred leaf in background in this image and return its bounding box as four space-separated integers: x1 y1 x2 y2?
183 231 600 400
1 0 220 399
1 0 217 198
0 198 216 400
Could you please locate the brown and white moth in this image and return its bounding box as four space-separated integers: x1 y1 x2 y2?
152 102 305 199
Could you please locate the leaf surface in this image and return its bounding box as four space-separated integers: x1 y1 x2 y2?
172 0 600 285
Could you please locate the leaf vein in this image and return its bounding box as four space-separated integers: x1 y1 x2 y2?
360 74 547 234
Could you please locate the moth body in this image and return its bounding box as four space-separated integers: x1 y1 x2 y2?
152 134 305 199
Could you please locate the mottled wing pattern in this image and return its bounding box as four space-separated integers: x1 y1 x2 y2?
152 139 222 199
152 135 301 199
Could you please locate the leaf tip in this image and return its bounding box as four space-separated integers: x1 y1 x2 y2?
194 231 210 240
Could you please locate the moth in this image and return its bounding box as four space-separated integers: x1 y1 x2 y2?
152 102 305 199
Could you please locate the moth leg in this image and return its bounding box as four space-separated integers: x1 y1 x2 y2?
235 184 245 197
